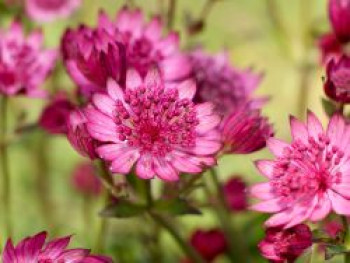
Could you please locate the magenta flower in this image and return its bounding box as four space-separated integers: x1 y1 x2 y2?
318 33 342 64
324 55 350 103
0 21 57 97
72 162 102 196
62 21 126 98
188 229 227 262
258 224 312 263
189 49 264 118
2 232 112 263
221 105 273 154
251 112 350 228
26 0 81 23
39 93 75 134
329 0 350 43
67 109 99 159
85 69 221 181
223 176 248 211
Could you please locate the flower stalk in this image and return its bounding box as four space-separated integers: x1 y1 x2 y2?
342 216 350 263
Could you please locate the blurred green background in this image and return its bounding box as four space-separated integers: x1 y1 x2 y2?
1 0 340 262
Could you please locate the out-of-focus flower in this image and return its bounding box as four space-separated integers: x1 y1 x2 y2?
258 224 312 263
221 105 273 154
324 55 350 103
85 69 221 181
39 93 74 134
2 231 112 263
324 220 343 238
189 49 264 118
62 8 191 98
188 229 227 262
318 33 342 64
251 112 350 228
329 0 350 43
0 21 57 97
67 109 99 159
223 176 248 211
62 22 126 98
26 0 81 23
71 162 102 196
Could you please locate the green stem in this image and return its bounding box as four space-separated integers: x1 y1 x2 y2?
297 63 312 120
208 167 246 262
167 0 177 30
83 195 93 245
0 96 12 240
149 212 205 263
342 216 350 263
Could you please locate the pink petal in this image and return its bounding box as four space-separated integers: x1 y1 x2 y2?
327 113 346 145
250 198 284 213
310 193 332 221
290 116 308 143
107 79 124 101
284 198 317 228
97 143 129 161
196 115 221 134
93 94 115 117
329 190 350 215
161 55 192 81
265 210 293 227
255 160 275 179
177 80 196 100
171 155 202 174
42 236 71 259
126 69 142 90
307 111 324 139
250 183 275 200
191 139 221 155
144 68 162 89
2 240 16 263
332 184 350 199
56 249 90 262
153 158 179 181
135 155 155 179
144 17 162 41
266 138 289 157
156 32 179 56
195 102 215 118
109 149 140 174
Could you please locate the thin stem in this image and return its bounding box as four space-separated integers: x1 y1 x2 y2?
0 96 12 240
342 216 350 263
297 63 312 120
167 0 177 30
83 195 93 246
145 180 153 207
149 212 205 263
199 0 216 21
208 167 246 262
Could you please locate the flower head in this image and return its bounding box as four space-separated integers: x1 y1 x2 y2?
72 162 102 196
258 224 312 263
26 0 81 23
324 55 350 103
2 232 112 263
0 21 57 97
221 105 273 154
329 0 350 43
189 229 227 262
67 109 99 159
318 33 342 64
251 112 350 228
189 49 264 118
223 176 248 211
85 69 221 181
39 93 74 134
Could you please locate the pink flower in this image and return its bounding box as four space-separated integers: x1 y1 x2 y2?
258 224 312 263
2 231 112 263
221 105 273 154
223 176 248 211
72 162 102 196
324 55 350 103
318 33 342 64
324 220 343 238
189 49 264 118
0 21 57 97
251 112 350 228
85 69 221 181
188 229 227 262
26 0 81 23
62 21 126 98
67 109 99 159
329 0 350 43
39 93 75 134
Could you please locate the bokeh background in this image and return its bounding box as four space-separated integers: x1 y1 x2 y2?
1 0 337 262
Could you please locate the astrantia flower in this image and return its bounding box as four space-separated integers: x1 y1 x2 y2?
85 69 221 181
251 112 350 228
62 21 126 98
223 176 248 211
2 231 112 263
39 93 74 134
318 33 342 64
72 162 102 196
189 49 264 118
67 109 99 159
188 229 227 262
221 105 273 154
26 0 81 23
329 0 350 43
0 21 57 97
258 224 312 263
324 55 350 103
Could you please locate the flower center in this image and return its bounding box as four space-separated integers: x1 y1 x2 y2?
114 85 199 156
271 133 343 201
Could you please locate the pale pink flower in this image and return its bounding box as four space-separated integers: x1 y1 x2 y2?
0 21 57 97
251 112 350 228
85 69 221 181
2 232 112 263
26 0 81 23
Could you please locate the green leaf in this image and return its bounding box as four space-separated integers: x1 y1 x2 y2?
325 244 348 260
100 199 147 218
321 98 337 117
153 198 201 216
